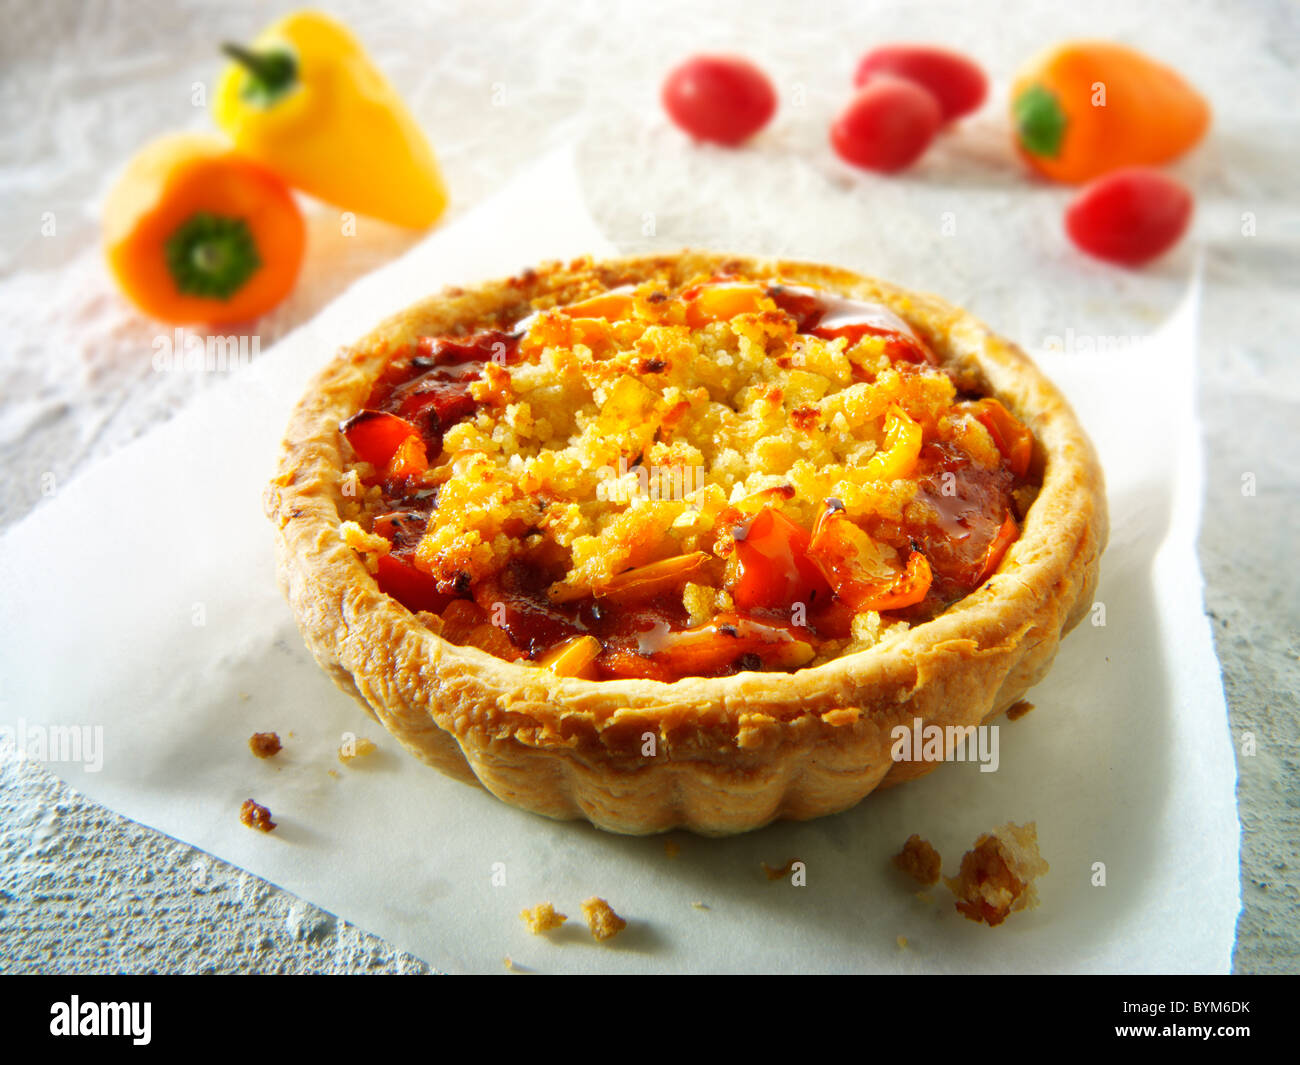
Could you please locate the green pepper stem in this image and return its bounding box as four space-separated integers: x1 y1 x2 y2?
221 42 297 98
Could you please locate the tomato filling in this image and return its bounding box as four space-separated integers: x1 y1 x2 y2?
340 281 1038 680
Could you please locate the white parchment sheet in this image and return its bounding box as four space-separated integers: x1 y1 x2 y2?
0 149 1239 973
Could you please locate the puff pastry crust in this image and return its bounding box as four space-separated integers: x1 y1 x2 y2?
265 252 1107 835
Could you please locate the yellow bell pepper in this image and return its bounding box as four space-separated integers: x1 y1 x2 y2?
213 10 448 229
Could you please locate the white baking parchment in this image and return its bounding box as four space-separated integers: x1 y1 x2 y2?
0 148 1239 974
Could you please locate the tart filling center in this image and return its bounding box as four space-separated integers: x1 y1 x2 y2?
338 274 1040 681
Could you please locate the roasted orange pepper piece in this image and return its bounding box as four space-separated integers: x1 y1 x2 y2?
974 510 1020 586
1011 41 1209 184
808 503 932 611
974 399 1033 477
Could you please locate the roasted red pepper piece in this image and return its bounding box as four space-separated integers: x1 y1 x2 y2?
374 553 448 614
340 409 420 469
730 507 832 612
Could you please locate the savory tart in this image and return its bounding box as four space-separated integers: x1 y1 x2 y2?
266 252 1106 835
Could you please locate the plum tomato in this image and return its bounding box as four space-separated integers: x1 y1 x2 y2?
853 45 987 123
830 76 942 173
662 54 777 146
1065 167 1193 267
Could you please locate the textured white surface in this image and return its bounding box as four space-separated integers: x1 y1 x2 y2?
0 0 1296 972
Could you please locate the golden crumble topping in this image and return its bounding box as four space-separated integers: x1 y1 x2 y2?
944 821 1048 926
339 273 1038 681
892 833 942 886
580 896 627 942
520 902 567 934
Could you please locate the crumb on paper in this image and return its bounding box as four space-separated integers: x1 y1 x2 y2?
338 736 377 765
897 935 908 949
691 901 709 910
327 769 340 779
892 834 942 886
944 821 1048 927
581 897 627 942
238 692 251 702
1005 699 1035 721
761 859 797 881
248 732 281 759
664 838 681 859
239 798 276 833
520 902 567 934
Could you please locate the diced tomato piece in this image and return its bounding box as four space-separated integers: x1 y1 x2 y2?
975 399 1033 477
730 508 832 612
375 553 449 614
340 409 420 468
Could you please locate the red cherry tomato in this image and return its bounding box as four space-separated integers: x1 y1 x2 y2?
662 54 776 146
830 77 942 173
1065 168 1193 267
853 45 987 123
731 508 831 612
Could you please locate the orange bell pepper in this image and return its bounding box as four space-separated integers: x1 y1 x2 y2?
103 133 305 325
1011 41 1209 183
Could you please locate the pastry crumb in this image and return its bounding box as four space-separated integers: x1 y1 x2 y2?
248 732 282 759
338 736 377 764
1005 699 1035 721
892 834 942 886
520 902 567 934
761 858 797 880
691 900 709 910
944 821 1048 927
896 935 909 949
663 838 681 859
239 798 276 832
581 897 627 941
